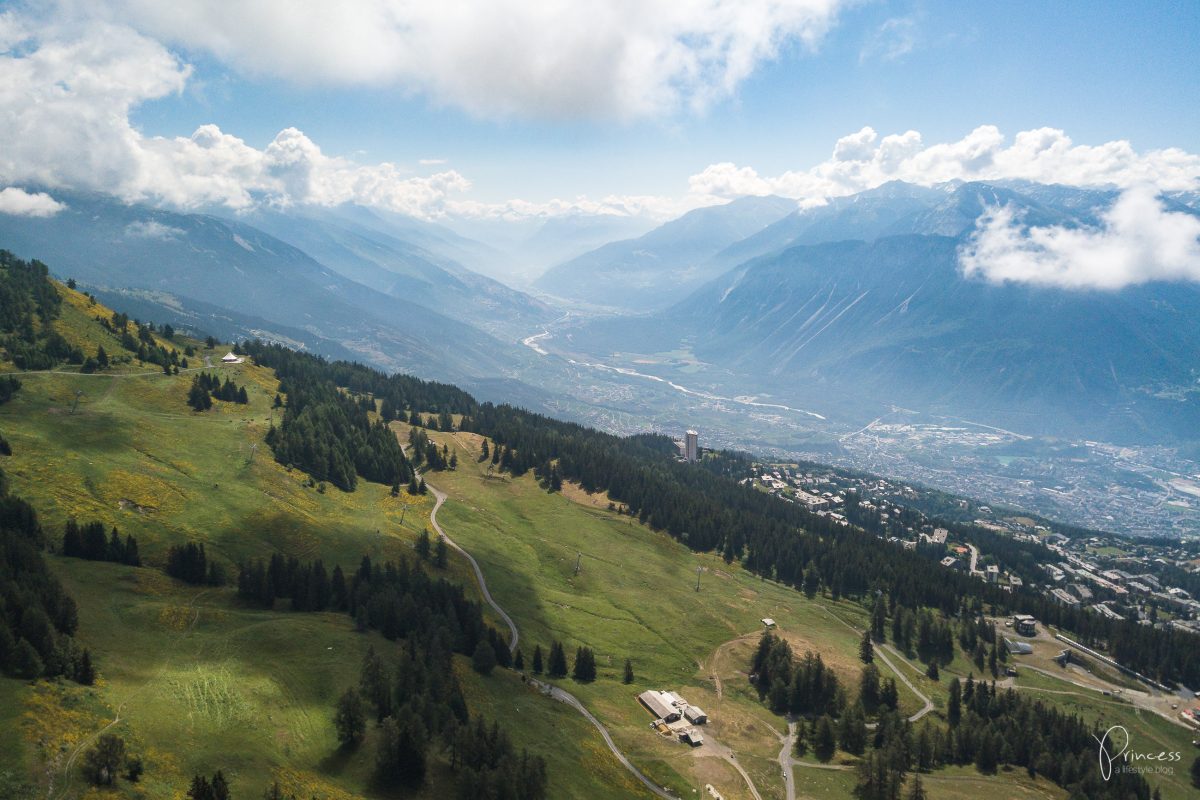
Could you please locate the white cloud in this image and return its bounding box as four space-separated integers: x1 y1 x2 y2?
687 125 1200 204
958 185 1200 289
57 0 847 120
3 10 1200 227
124 219 184 239
0 22 472 217
860 17 917 63
418 158 447 166
0 187 66 216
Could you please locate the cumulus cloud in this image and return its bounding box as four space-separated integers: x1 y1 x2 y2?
958 186 1200 289
4 9 1200 227
687 125 1200 206
0 22 472 217
0 187 66 216
58 0 847 120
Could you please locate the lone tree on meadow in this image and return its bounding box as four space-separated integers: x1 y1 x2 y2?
623 658 634 684
83 733 126 786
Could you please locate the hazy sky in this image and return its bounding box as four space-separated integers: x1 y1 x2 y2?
2 1 1198 221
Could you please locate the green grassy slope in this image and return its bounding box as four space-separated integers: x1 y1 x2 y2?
407 428 1072 800
0 285 634 799
0 282 1184 799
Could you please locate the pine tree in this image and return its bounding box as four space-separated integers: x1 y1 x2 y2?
860 663 881 711
813 715 837 762
335 687 367 746
572 647 596 682
871 597 887 642
514 649 525 670
792 723 808 758
881 678 899 711
947 677 962 727
63 519 82 557
974 730 998 774
473 640 497 676
623 658 634 684
360 646 393 721
925 660 939 681
859 629 874 663
76 649 96 685
547 641 568 678
13 638 43 678
803 564 821 598
532 645 544 675
210 771 230 800
838 702 867 755
415 528 431 560
123 534 141 566
187 775 212 800
82 733 125 786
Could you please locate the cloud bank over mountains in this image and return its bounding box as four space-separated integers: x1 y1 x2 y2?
1 4 1198 290
690 125 1200 202
959 185 1200 290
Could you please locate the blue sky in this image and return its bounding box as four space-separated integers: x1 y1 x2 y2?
1 1 1198 220
120 1 1200 204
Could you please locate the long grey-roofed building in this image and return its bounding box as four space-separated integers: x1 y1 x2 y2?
638 690 680 722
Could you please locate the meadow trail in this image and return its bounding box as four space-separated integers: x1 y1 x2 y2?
50 588 209 800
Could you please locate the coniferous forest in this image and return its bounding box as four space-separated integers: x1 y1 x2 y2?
234 339 1199 689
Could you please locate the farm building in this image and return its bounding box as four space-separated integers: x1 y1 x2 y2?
638 690 680 722
684 706 708 724
681 729 704 746
761 618 776 628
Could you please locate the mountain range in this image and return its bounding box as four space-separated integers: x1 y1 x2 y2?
533 194 797 309
569 182 1200 443
2 179 1198 448
0 191 546 383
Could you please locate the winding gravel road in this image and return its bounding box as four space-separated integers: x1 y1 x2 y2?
424 480 677 799
427 485 519 652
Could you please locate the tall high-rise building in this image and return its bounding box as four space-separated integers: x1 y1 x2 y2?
685 429 699 462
